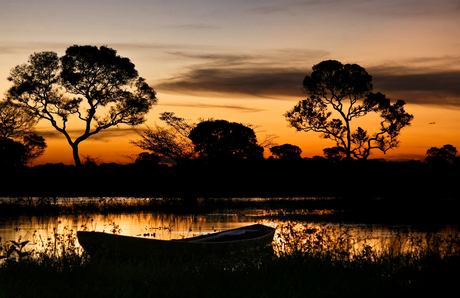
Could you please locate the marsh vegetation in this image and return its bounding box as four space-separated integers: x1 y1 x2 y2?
1 221 458 297
1 197 459 297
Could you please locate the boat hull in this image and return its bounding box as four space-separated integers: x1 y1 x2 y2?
77 224 275 260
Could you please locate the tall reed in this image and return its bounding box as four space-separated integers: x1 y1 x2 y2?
1 222 459 298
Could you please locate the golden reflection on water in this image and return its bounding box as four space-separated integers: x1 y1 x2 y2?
1 213 458 258
270 221 459 258
0 213 257 245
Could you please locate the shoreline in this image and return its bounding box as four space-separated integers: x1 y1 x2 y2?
1 160 458 198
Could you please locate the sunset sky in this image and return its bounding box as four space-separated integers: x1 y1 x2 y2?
1 0 459 165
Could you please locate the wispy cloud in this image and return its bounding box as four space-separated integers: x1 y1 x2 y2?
155 48 329 99
156 67 306 99
35 127 140 141
164 51 254 67
156 50 460 108
0 42 72 55
168 23 221 30
161 102 264 113
369 59 460 107
250 5 292 15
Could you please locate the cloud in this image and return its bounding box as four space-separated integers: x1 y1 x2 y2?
166 48 328 66
162 102 264 113
0 42 73 55
156 51 460 108
369 62 460 107
250 5 291 15
373 71 459 94
168 23 221 30
35 127 140 141
155 48 329 99
164 51 254 67
157 67 306 99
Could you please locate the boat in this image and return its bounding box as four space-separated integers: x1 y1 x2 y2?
77 224 276 260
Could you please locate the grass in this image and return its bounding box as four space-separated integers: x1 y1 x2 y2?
0 196 254 216
1 222 459 298
2 196 459 225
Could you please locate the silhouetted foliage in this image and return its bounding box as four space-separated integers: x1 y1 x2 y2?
426 144 457 164
270 144 302 160
1 157 458 200
135 152 160 166
131 112 196 164
22 134 47 162
0 99 46 166
323 146 347 161
6 45 157 166
285 60 414 160
81 155 102 167
0 134 46 167
0 138 26 167
188 119 264 162
160 111 194 137
0 100 38 139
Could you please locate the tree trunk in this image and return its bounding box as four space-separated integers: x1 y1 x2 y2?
71 144 82 167
345 119 353 160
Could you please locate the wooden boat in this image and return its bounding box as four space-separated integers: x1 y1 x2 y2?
77 224 275 260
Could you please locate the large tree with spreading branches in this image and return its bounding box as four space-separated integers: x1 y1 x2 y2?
6 45 157 166
285 60 413 160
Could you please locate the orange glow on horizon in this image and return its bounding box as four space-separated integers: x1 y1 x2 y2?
30 98 460 166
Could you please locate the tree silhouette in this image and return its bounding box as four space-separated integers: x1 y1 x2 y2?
0 134 46 166
7 45 157 166
135 152 161 166
270 144 302 160
0 138 26 167
22 134 47 163
426 144 457 164
285 60 413 160
323 146 347 161
188 119 264 162
0 100 46 165
0 100 38 139
131 112 196 164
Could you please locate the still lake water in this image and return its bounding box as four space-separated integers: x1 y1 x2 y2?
1 197 458 256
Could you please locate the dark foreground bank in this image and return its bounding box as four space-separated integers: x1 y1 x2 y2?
1 253 458 298
1 159 458 198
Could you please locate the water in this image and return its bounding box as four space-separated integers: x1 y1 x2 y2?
0 212 257 243
0 197 458 257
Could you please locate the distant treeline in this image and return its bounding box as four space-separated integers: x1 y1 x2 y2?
2 159 458 199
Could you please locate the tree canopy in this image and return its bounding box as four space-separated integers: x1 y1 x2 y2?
0 99 46 165
0 134 46 167
131 112 196 164
0 100 38 139
323 146 347 161
270 144 302 160
285 60 413 160
7 45 157 166
188 119 264 162
426 144 457 164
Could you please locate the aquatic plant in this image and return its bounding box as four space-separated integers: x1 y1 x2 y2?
0 222 459 298
0 226 88 271
0 237 31 263
273 221 460 265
